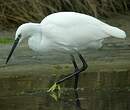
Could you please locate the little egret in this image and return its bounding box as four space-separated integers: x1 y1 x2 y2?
6 12 126 91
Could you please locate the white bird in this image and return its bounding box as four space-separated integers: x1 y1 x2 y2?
6 12 126 91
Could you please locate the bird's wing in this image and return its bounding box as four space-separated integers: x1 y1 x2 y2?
41 24 108 48
41 12 111 47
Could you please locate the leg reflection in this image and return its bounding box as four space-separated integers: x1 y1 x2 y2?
74 90 86 110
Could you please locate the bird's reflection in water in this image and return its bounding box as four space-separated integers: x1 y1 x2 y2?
47 88 85 110
74 90 81 110
74 90 85 110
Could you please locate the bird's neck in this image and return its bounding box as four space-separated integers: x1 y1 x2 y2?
28 32 42 52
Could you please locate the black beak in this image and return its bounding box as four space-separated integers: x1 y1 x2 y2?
6 37 20 64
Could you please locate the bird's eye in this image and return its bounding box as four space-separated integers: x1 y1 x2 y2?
17 34 21 40
18 34 21 38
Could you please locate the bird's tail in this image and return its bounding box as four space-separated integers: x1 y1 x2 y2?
106 26 126 39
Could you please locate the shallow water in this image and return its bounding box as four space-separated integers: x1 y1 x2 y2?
0 71 130 110
0 89 129 110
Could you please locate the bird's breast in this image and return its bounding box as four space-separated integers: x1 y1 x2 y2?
28 35 63 53
28 36 42 52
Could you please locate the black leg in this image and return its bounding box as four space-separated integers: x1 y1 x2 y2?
77 52 88 71
56 52 88 86
71 55 80 89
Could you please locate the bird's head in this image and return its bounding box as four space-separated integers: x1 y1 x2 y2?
5 23 41 64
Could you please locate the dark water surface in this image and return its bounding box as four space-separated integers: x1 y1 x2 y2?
0 71 130 110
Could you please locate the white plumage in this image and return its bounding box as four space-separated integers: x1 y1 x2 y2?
15 12 126 53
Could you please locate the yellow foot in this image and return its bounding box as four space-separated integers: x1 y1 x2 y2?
47 83 61 92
